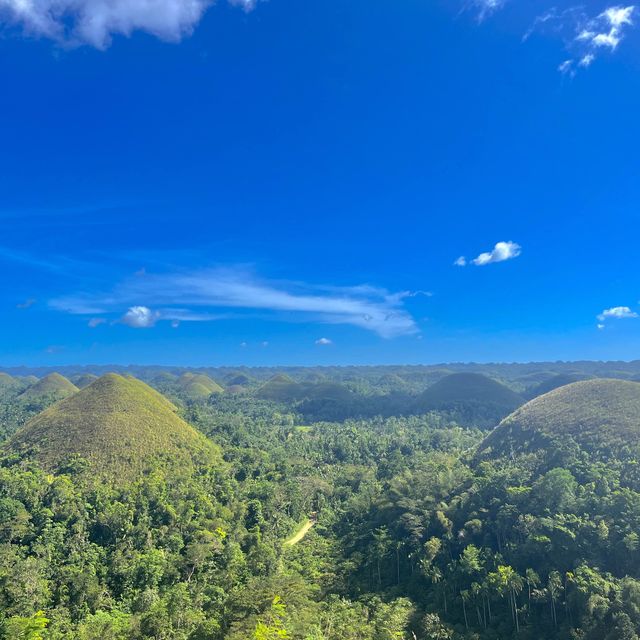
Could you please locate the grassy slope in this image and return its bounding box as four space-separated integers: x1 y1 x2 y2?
178 374 224 399
18 373 79 401
0 373 18 388
256 374 301 401
478 378 640 458
7 373 221 482
415 373 523 412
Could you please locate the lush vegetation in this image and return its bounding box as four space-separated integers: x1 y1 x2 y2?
0 367 640 638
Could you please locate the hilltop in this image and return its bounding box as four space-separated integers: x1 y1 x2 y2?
177 373 224 400
256 374 301 401
477 379 640 461
0 373 21 392
18 373 78 402
413 372 524 426
6 374 221 482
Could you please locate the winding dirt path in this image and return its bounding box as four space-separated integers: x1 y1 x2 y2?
284 518 316 546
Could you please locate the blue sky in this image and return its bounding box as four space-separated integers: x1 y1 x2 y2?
1 0 640 366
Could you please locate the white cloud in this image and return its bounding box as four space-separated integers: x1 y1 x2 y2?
471 241 521 266
542 5 636 73
315 337 332 345
597 305 639 322
472 0 507 21
579 53 595 67
597 323 606 330
121 305 160 328
51 266 421 338
0 0 252 49
495 3 637 72
558 59 575 75
454 256 467 267
88 317 107 328
16 298 36 309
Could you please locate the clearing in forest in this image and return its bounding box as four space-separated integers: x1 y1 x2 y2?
284 518 316 546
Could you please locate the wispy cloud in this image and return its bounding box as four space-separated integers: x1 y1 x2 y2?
456 241 521 267
16 298 36 309
479 1 636 72
51 266 420 338
523 4 637 74
0 0 253 49
470 0 507 21
315 337 333 345
561 5 636 74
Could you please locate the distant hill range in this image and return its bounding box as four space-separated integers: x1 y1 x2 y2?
4 361 640 391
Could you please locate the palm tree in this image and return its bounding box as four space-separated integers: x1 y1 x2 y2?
547 571 562 629
525 568 540 616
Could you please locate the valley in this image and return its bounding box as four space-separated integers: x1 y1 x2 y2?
1 363 640 638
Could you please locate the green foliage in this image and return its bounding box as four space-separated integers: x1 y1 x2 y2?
253 596 289 639
3 611 49 640
0 366 640 638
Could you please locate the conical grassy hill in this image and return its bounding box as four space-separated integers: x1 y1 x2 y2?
0 373 22 400
413 373 523 425
256 374 300 401
477 379 640 461
177 373 224 400
0 373 19 390
7 374 221 482
18 373 78 402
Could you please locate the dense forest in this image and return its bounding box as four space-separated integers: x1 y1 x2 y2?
1 365 640 639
